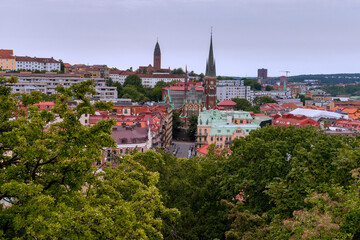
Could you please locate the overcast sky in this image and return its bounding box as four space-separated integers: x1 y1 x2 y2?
2 0 360 77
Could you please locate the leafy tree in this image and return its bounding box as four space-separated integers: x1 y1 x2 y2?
187 114 198 141
106 78 123 98
265 85 274 91
131 149 229 240
219 126 360 239
171 68 185 75
243 78 262 91
59 59 65 73
232 98 252 111
124 74 142 87
172 112 182 137
0 76 177 238
253 96 277 106
122 85 148 102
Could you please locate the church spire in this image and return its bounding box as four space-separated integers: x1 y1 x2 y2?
205 29 216 77
154 40 161 71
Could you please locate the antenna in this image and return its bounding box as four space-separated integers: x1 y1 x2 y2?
280 70 290 77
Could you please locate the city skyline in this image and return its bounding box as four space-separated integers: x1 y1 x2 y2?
2 0 360 77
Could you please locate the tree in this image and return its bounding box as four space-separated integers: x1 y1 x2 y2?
172 112 182 137
219 125 360 239
124 74 142 87
0 76 177 238
232 98 252 111
253 96 277 106
59 59 65 73
187 115 198 141
243 78 262 91
106 78 123 98
171 68 185 75
265 85 274 91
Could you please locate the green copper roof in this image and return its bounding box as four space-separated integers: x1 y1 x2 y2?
198 109 261 136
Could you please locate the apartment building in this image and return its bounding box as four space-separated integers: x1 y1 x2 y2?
1 72 117 100
196 109 265 150
15 56 60 71
216 80 253 102
0 50 15 70
109 70 185 87
65 64 110 80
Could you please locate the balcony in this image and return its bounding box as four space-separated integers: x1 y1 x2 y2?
225 140 232 144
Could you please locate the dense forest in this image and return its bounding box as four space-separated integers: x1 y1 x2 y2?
2 76 360 239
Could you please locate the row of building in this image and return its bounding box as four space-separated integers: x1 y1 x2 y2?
0 50 61 72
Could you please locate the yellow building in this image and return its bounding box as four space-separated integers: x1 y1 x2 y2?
0 49 15 70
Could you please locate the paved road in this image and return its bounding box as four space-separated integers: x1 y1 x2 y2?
170 141 196 158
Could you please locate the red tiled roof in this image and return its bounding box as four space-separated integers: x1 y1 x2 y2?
15 56 59 63
109 70 185 79
164 81 203 92
260 103 285 111
0 49 14 59
197 143 232 156
281 103 298 109
218 100 236 106
273 113 319 127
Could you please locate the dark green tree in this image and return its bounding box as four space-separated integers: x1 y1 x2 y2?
0 76 178 238
124 74 142 87
253 96 277 106
232 98 252 111
187 115 198 141
265 85 274 91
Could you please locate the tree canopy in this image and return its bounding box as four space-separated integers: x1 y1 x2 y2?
0 76 177 239
124 74 142 87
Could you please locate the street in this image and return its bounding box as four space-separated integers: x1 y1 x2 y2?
170 141 196 158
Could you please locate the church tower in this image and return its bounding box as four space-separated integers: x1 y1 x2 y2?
154 41 161 71
205 31 216 77
204 78 217 109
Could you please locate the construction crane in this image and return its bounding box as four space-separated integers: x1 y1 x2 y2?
280 70 291 77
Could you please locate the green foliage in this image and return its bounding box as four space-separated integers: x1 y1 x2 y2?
323 84 360 97
172 112 182 137
265 85 275 91
187 115 198 141
220 126 360 239
124 74 142 87
0 76 176 239
253 96 277 106
243 78 262 91
232 98 252 111
132 150 229 240
171 68 185 75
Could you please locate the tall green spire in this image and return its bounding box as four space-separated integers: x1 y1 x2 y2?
205 30 216 77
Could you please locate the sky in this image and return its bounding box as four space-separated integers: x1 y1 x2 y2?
2 0 360 77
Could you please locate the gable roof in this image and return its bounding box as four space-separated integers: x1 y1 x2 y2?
218 100 236 106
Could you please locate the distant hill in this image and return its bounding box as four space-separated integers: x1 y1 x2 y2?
289 73 360 85
222 74 360 85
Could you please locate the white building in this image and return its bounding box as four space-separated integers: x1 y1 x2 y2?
109 70 185 88
2 73 117 100
15 56 61 72
217 80 254 102
254 90 292 99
